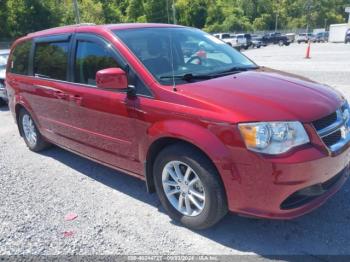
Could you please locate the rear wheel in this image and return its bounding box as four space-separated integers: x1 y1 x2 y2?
153 143 228 229
19 109 51 152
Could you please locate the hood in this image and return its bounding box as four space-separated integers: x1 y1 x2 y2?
179 68 343 123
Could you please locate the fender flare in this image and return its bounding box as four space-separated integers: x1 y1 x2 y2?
141 119 235 195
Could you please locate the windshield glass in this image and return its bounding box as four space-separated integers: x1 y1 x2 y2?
0 54 9 71
114 27 256 85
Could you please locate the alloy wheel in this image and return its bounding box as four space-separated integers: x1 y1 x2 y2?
162 161 206 217
22 114 37 147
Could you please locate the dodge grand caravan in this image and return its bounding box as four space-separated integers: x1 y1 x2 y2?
6 23 350 229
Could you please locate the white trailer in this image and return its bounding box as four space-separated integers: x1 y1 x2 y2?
329 23 350 43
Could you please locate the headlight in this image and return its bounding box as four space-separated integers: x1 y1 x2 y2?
238 121 310 155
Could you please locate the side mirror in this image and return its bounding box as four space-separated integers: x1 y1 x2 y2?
96 68 128 90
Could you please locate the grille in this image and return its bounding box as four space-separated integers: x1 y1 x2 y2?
322 130 342 147
281 166 348 210
312 104 350 152
312 112 337 131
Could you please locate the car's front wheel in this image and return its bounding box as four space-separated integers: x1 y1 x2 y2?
154 143 228 229
19 109 51 152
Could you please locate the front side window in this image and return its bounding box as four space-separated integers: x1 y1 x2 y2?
34 41 69 80
114 27 256 85
10 41 31 75
74 41 120 86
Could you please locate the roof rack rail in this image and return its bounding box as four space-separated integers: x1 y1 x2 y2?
27 23 96 36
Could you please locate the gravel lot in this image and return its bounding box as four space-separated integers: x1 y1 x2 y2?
1 43 350 259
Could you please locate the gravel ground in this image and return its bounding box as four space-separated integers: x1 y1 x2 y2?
1 43 350 259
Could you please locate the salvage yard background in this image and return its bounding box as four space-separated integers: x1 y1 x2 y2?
1 43 350 258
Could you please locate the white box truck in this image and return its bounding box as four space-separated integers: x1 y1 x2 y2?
329 23 350 43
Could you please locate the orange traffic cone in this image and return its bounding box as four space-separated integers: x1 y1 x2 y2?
305 41 311 59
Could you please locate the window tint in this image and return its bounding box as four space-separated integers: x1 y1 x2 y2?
74 41 120 86
34 41 69 80
10 41 31 75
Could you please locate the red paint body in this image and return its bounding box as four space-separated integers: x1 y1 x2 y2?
6 24 350 219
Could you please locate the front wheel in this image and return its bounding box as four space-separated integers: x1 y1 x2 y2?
153 143 228 230
19 109 51 152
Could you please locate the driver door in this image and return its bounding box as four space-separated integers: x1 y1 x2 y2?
61 34 141 173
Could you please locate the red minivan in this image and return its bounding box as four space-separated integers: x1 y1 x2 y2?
6 23 350 229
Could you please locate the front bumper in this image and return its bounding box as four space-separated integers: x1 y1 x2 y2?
227 145 350 219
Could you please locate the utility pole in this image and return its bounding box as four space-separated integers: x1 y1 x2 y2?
274 0 280 32
305 0 313 33
172 0 177 25
275 13 279 32
73 0 81 24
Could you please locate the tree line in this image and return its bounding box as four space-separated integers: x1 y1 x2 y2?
1 0 349 39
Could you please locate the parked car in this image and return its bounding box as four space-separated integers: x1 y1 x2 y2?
285 33 296 43
315 32 329 43
296 33 316 43
346 30 350 44
261 32 290 46
213 33 241 49
7 24 350 229
0 49 10 105
251 35 263 48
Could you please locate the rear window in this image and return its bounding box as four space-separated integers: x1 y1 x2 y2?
34 41 69 81
221 34 230 39
10 41 31 75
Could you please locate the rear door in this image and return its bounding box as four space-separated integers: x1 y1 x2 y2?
25 35 73 145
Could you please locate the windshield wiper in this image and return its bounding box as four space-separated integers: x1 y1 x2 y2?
210 66 259 76
160 73 213 82
160 66 259 82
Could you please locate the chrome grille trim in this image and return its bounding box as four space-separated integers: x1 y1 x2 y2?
318 110 346 137
313 102 350 154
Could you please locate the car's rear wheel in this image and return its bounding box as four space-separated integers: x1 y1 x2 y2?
153 143 228 229
19 109 51 152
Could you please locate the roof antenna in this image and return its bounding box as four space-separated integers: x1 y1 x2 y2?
166 0 177 92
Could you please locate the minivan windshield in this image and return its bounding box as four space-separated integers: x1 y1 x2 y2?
114 27 257 85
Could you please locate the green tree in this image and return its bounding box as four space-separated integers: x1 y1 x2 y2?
144 0 169 23
127 0 144 22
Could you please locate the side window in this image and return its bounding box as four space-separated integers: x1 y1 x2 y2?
33 41 69 80
74 41 120 86
10 41 31 75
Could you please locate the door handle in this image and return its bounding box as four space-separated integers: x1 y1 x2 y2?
69 94 83 105
53 90 67 100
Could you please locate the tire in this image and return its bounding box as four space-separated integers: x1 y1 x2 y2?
153 143 228 230
18 109 51 152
